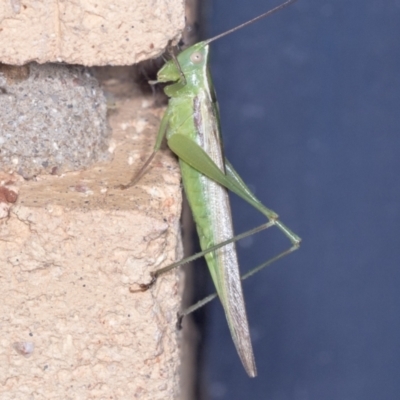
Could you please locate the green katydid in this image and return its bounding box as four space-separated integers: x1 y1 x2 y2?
122 0 301 377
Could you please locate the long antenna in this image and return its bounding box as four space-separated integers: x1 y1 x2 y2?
204 0 297 45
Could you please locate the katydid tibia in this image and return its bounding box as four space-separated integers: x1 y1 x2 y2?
122 0 301 377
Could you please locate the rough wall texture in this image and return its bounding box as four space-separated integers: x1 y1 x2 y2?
0 0 188 398
0 93 183 398
0 0 185 66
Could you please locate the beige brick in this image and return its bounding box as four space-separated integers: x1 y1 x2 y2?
0 0 185 65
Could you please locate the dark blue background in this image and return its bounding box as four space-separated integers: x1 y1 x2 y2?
199 0 400 399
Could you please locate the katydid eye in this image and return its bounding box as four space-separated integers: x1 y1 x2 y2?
190 51 203 63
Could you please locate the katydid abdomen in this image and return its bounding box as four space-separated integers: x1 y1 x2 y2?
180 160 256 376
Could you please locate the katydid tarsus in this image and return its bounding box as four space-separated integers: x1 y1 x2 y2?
122 0 301 377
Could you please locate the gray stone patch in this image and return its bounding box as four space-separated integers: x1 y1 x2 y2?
0 63 110 178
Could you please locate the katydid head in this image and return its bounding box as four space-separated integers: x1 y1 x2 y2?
157 42 209 85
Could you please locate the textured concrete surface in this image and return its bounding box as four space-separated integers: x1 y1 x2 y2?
0 63 110 178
